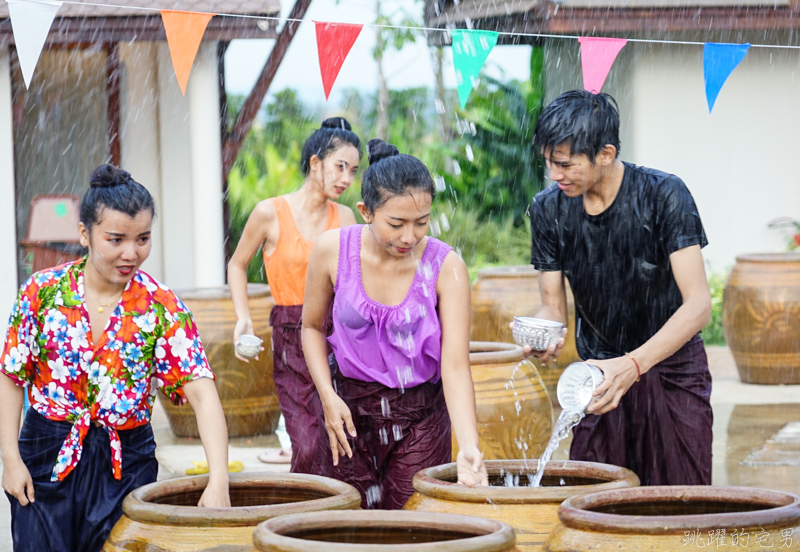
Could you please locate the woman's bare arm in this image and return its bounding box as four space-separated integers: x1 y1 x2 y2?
227 201 275 361
301 230 356 466
183 377 231 507
437 252 488 486
0 375 32 506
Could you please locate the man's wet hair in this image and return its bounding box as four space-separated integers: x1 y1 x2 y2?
361 139 435 212
533 90 621 163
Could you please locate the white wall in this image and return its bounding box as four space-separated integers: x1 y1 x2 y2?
0 45 18 337
187 42 225 288
543 37 800 272
624 41 800 272
155 41 225 291
120 42 165 282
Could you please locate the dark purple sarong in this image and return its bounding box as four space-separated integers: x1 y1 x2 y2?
322 357 452 510
270 305 331 475
570 334 713 485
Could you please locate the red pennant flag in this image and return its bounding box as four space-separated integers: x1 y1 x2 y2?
162 10 215 95
314 21 363 100
578 37 627 94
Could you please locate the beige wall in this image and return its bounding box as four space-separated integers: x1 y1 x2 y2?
544 38 800 272
0 45 17 337
120 41 227 290
120 42 165 281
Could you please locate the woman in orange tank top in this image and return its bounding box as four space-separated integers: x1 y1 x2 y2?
227 118 360 474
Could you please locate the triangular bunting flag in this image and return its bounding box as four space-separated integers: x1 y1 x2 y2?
161 10 215 95
578 37 627 94
314 21 363 101
704 42 750 113
7 0 63 88
451 29 499 109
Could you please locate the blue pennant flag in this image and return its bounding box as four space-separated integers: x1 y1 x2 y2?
703 43 750 113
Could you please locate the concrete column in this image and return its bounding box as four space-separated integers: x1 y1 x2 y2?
186 42 225 288
156 42 196 290
0 45 18 336
119 42 165 282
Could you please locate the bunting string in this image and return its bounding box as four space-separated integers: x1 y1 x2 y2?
35 0 800 49
7 0 797 108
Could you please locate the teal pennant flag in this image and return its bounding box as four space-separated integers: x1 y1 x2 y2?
451 29 499 109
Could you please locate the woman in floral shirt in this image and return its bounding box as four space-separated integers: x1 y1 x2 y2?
0 165 230 552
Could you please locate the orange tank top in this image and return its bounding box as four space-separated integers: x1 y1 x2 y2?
264 196 341 306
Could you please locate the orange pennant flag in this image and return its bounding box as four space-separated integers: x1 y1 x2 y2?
161 10 215 95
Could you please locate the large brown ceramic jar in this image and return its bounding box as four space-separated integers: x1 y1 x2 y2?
470 266 580 399
158 284 280 437
252 510 519 551
545 486 800 552
723 253 800 384
103 473 361 552
404 459 640 552
460 342 553 461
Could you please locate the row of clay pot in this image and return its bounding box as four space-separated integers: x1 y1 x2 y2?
156 282 556 463
158 256 800 443
157 268 564 443
103 460 800 552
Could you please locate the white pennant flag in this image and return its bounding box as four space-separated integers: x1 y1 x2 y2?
7 0 63 88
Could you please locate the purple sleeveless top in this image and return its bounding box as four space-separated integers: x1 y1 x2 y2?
328 225 453 389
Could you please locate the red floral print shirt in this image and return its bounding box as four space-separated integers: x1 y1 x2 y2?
1 259 214 482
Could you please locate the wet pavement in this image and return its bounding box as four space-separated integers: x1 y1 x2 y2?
0 345 797 550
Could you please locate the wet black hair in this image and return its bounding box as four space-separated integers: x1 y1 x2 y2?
300 117 361 175
79 164 156 231
532 90 621 163
361 139 435 213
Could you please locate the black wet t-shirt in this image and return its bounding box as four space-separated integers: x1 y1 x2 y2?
529 162 707 360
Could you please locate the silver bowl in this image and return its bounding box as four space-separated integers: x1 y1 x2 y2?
511 317 564 351
557 362 605 412
235 334 263 359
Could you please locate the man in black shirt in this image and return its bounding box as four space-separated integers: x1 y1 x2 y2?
528 90 713 485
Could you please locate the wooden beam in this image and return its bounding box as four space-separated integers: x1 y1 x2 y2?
222 0 313 176
106 42 121 167
427 5 800 41
0 15 278 44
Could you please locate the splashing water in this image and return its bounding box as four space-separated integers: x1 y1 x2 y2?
529 408 585 487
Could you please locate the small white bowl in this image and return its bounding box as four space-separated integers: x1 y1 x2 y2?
235 334 263 359
557 362 605 412
511 317 564 351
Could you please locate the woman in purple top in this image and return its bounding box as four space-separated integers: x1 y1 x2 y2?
302 139 488 509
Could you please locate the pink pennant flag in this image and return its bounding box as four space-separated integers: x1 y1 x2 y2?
578 37 628 94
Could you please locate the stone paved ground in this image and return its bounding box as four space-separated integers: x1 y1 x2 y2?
0 346 798 550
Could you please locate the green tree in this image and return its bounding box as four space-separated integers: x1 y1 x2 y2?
444 47 546 226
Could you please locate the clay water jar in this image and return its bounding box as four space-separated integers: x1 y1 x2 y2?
159 283 280 437
545 486 800 552
252 510 519 551
722 252 800 384
462 342 553 461
404 459 640 552
470 266 580 401
103 473 361 552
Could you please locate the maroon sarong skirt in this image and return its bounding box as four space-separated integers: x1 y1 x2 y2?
570 334 713 485
270 305 331 475
321 357 452 509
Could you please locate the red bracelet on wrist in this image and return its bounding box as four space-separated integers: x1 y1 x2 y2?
625 353 642 382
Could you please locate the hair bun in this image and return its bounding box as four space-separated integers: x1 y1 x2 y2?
321 117 352 131
367 139 399 166
89 164 131 188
